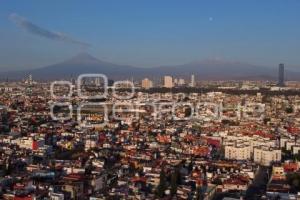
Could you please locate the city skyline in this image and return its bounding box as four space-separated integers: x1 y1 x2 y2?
1 2 300 200
1 52 298 81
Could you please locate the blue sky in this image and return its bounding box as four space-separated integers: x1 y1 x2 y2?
0 0 300 71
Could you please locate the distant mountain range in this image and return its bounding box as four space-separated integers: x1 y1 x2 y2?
1 53 299 81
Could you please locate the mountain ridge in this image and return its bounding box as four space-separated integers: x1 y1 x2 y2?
1 53 299 81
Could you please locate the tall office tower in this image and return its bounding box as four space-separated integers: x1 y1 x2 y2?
25 74 33 85
163 76 173 88
173 78 178 85
29 74 32 84
190 74 195 87
278 63 285 87
178 78 185 86
95 77 101 86
141 78 153 89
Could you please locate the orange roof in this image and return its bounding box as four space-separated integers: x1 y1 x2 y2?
184 134 195 142
223 178 247 185
63 173 85 181
14 196 32 200
192 169 201 178
131 176 147 183
192 146 209 156
287 127 299 135
156 135 171 143
283 162 299 172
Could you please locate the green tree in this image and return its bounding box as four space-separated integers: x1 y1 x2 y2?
293 153 300 161
286 107 294 113
287 173 300 192
263 118 270 125
292 178 300 188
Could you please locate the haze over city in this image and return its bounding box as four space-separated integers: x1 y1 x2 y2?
1 0 300 72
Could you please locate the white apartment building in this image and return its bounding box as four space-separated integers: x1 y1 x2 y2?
225 143 251 160
14 137 45 150
178 78 185 86
141 78 153 89
163 76 173 88
280 137 300 154
292 145 300 155
253 146 281 166
223 133 280 166
190 74 195 87
224 134 276 153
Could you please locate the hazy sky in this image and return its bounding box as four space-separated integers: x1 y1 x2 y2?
0 0 300 71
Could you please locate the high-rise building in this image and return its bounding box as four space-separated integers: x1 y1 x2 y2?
95 77 101 86
278 63 285 87
163 76 173 88
178 78 185 86
190 74 195 87
25 74 33 85
141 78 153 89
173 78 178 85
